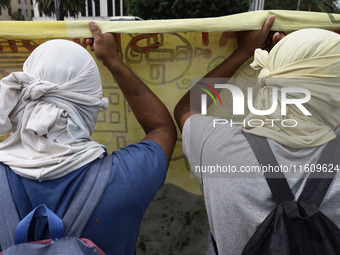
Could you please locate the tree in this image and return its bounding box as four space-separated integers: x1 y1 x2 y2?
0 0 10 10
35 0 86 20
126 0 249 19
264 0 338 12
264 0 296 10
299 0 337 12
11 10 25 20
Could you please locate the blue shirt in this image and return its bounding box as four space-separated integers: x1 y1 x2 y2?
3 140 167 255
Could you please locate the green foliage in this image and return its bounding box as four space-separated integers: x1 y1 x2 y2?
0 0 11 10
36 0 86 20
11 10 25 20
264 0 296 10
299 0 337 12
264 0 338 12
126 0 249 19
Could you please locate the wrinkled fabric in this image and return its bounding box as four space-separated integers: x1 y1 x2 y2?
0 39 108 181
243 29 340 148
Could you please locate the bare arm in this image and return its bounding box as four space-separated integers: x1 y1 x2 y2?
87 22 176 165
174 15 284 131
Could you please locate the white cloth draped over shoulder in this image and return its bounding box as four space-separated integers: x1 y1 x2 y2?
243 28 340 148
0 39 108 181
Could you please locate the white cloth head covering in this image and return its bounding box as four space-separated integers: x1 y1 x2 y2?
243 28 340 148
0 39 108 180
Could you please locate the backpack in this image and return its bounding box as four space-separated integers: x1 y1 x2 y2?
211 133 340 255
0 154 112 255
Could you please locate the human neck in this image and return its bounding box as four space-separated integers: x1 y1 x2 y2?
283 145 300 152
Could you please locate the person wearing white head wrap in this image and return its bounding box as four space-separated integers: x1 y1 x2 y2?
244 28 340 148
0 39 109 180
0 23 176 254
176 16 340 255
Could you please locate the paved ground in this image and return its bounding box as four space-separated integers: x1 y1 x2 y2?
137 183 209 255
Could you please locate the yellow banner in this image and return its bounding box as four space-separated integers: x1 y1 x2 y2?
1 10 340 194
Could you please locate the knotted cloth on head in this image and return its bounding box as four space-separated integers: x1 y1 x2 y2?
243 29 340 148
0 39 109 180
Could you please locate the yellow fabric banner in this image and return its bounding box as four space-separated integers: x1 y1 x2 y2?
1 10 340 193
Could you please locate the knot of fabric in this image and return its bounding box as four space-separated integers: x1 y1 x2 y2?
100 97 109 110
243 29 340 149
0 39 108 181
22 79 59 101
258 68 271 79
250 49 271 79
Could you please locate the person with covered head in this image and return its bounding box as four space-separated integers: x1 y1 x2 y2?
0 22 176 254
175 15 340 254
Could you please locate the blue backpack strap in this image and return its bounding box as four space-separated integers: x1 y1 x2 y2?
63 154 113 237
14 204 65 244
0 164 21 250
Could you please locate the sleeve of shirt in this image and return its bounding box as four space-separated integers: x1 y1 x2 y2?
182 114 217 183
112 140 167 212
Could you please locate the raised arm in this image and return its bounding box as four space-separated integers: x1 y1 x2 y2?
174 15 284 131
87 22 176 165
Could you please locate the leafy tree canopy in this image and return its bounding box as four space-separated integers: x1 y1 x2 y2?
127 0 339 20
0 0 10 10
35 0 85 20
264 0 338 12
126 0 249 19
11 10 25 20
